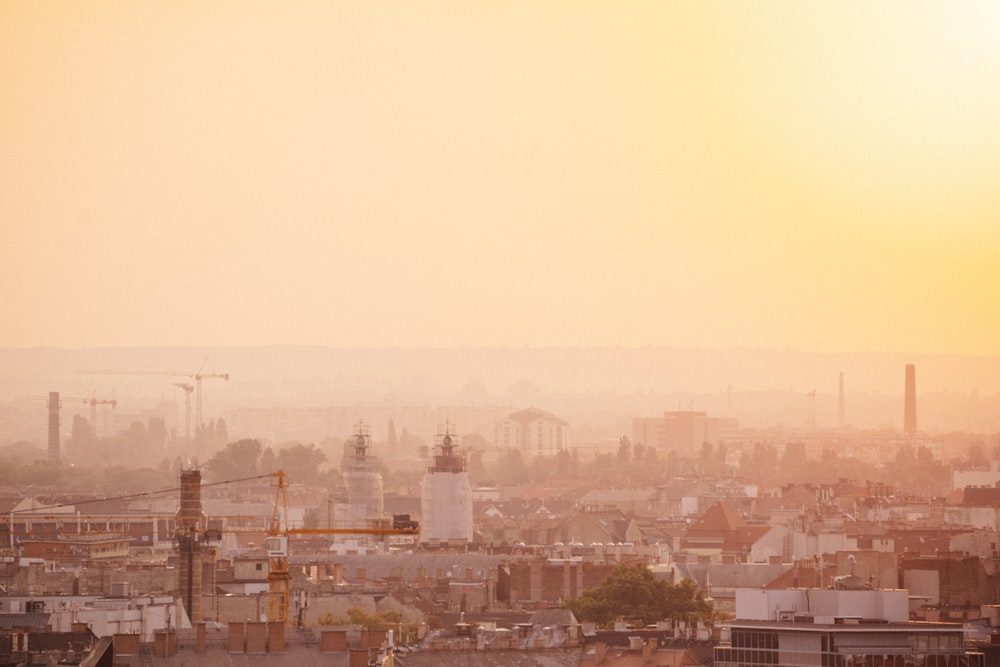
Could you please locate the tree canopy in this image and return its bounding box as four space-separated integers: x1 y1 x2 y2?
564 562 713 627
203 439 264 482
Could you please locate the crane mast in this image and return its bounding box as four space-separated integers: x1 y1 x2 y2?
261 470 419 625
174 383 194 441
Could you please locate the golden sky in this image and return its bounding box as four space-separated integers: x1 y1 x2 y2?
2 2 999 354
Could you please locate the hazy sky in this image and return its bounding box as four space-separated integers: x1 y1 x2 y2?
3 3 999 355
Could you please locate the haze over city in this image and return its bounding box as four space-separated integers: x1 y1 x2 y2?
6 5 1000 666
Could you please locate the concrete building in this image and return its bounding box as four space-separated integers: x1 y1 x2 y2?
420 427 473 545
494 408 568 456
715 588 983 666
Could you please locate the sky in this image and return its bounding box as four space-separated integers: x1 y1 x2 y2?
2 2 999 355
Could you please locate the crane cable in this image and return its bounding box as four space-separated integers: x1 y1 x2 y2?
7 472 277 515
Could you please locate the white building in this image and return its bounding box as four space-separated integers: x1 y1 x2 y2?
494 407 568 456
342 426 384 522
420 429 473 544
716 588 983 666
953 461 1000 490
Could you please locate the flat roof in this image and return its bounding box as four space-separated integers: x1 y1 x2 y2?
725 620 963 632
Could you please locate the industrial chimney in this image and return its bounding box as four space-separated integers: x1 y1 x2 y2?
903 364 917 437
176 469 207 624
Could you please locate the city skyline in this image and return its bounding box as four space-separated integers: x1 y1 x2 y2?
3 3 999 355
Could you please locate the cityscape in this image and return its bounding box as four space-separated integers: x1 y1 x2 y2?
3 2 1000 667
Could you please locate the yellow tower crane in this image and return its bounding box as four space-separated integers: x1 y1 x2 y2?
261 470 420 625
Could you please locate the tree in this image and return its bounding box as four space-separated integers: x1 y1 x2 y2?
259 446 277 474
274 442 328 485
148 417 168 450
780 441 808 480
203 439 263 482
69 414 92 443
618 436 632 463
564 562 713 627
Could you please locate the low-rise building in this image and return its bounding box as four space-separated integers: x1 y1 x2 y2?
715 588 984 666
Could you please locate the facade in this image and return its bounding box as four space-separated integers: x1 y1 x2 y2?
952 460 1000 490
341 423 384 523
715 589 984 667
20 533 130 562
632 410 736 457
494 407 568 456
420 428 473 544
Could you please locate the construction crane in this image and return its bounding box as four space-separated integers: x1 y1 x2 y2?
174 383 194 441
78 359 229 435
80 392 118 438
261 470 419 625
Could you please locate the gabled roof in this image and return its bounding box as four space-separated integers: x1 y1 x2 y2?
11 497 75 515
682 501 770 553
579 488 656 505
689 501 746 533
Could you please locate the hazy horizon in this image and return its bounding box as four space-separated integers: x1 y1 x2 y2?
3 343 1000 399
3 3 1000 357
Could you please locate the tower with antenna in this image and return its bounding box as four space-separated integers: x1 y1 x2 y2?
342 421 384 524
419 422 473 545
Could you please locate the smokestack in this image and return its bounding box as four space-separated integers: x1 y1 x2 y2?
48 392 60 463
838 372 845 428
176 469 206 624
903 364 917 437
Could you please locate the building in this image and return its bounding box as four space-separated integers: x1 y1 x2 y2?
341 422 384 524
952 460 1000 491
420 426 473 545
20 533 130 562
715 588 984 666
632 411 736 457
494 408 568 456
681 501 770 563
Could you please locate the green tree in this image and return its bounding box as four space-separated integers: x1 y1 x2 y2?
274 442 327 484
564 562 713 627
347 607 402 629
203 439 263 482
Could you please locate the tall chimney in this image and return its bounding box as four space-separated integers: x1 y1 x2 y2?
176 469 206 624
838 372 845 428
903 364 917 437
48 392 60 463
